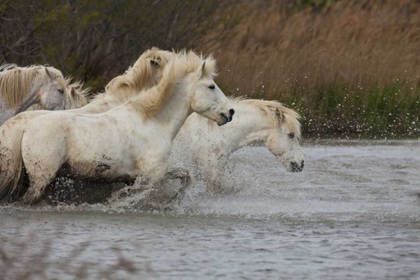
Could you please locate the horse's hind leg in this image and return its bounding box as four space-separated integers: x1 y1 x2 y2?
22 158 64 204
23 175 54 205
20 131 67 205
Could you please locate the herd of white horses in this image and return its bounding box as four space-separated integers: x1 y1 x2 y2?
0 48 304 205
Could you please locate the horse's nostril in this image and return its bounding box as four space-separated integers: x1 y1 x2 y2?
301 161 305 168
229 109 235 116
291 161 302 172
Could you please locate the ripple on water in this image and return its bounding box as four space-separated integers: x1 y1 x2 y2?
1 140 420 279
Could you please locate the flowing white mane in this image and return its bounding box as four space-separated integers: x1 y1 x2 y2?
128 50 217 118
231 97 302 138
0 64 66 108
64 77 89 107
92 48 176 104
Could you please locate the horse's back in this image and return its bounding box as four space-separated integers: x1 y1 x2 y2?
22 111 138 179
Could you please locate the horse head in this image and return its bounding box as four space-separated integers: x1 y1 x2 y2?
37 66 67 110
265 107 304 172
187 56 234 126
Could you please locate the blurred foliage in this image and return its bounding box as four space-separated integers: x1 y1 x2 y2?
1 0 419 137
296 0 341 9
0 0 240 92
216 0 420 138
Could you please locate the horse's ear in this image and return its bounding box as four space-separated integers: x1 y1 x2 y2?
200 61 206 78
276 108 284 121
45 68 56 79
150 59 160 67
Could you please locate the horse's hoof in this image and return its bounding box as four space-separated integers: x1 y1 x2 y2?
23 190 42 205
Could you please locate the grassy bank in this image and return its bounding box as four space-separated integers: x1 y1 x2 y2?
215 0 420 137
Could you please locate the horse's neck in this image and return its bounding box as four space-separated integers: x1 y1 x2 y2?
105 89 138 105
12 78 44 115
0 77 42 125
0 99 14 126
220 104 271 152
154 80 191 140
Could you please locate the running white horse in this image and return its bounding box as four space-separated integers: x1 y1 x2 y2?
17 51 235 204
169 98 304 192
0 48 174 202
0 64 68 126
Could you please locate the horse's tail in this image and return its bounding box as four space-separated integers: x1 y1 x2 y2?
0 121 26 203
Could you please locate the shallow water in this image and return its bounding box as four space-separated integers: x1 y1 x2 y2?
1 140 420 279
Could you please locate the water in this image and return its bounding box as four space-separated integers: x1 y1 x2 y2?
1 140 420 279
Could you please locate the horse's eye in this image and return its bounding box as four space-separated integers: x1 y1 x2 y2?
288 133 295 139
208 84 215 90
58 89 64 94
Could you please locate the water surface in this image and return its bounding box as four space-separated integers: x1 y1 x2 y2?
1 140 420 279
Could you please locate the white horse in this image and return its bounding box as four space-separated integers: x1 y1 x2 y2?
0 64 67 126
0 48 174 202
18 51 235 204
169 98 304 192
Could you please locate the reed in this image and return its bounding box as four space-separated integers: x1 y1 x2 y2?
215 0 420 137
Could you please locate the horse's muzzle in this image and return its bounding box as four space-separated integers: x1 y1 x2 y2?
219 109 235 125
291 160 304 172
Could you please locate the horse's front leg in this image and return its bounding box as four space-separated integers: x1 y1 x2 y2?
135 156 169 187
204 154 228 194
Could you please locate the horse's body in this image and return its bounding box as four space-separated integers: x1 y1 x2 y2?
169 98 304 192
17 51 234 204
0 48 174 202
0 64 67 126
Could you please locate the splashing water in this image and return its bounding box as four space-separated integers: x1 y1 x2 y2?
1 140 420 279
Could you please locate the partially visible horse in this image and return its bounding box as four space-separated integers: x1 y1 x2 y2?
0 48 174 202
17 50 235 204
25 77 89 111
64 77 89 109
169 98 304 192
0 64 67 126
77 47 175 114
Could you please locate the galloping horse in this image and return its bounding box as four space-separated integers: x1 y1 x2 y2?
17 51 235 204
169 98 304 192
0 48 174 202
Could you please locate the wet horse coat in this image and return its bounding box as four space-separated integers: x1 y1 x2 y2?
18 51 234 204
169 98 304 192
0 48 174 202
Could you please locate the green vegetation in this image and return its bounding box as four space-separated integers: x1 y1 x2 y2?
1 0 419 137
284 84 420 138
0 0 240 92
215 0 420 138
